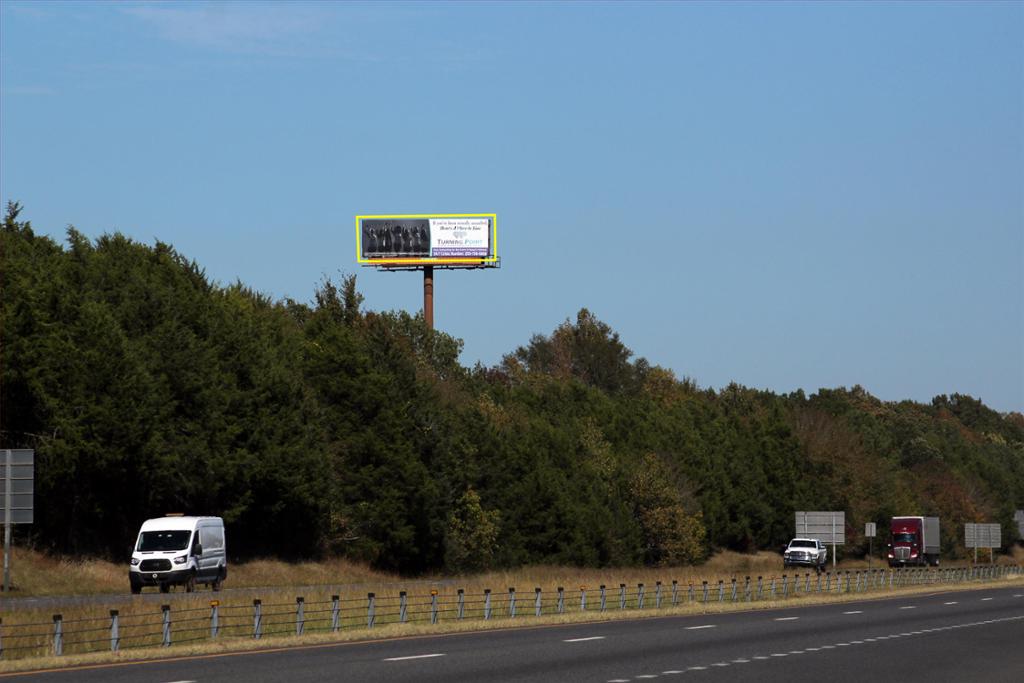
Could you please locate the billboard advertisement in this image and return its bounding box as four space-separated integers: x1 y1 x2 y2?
356 213 498 266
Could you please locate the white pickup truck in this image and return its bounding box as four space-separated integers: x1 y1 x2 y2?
783 538 827 571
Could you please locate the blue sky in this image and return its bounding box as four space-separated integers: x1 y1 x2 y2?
2 1 1022 412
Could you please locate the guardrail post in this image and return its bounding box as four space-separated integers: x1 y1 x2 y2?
744 576 751 602
367 593 375 628
600 585 607 612
109 610 120 652
508 588 516 618
331 595 340 632
162 605 171 647
431 590 439 624
484 589 492 620
52 614 63 656
689 582 695 603
637 583 645 609
782 575 789 598
620 584 627 610
769 577 776 599
805 573 812 593
656 581 663 608
296 597 305 636
731 578 737 602
702 580 709 603
673 580 680 605
399 591 408 623
0 617 4 658
581 585 587 611
534 588 543 617
457 589 465 619
756 576 763 600
557 587 565 614
253 599 262 639
718 580 724 602
211 600 220 638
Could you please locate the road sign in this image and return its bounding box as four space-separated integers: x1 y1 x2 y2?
794 511 846 544
1 449 34 524
865 522 876 537
964 523 1000 549
3 449 34 593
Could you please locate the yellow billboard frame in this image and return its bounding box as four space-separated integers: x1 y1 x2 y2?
355 213 498 266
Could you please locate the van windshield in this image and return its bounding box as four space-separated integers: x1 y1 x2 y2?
137 530 191 552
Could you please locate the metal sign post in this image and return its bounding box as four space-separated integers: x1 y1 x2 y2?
865 522 877 569
1 449 35 593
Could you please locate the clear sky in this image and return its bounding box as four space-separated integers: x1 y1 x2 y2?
2 1 1022 412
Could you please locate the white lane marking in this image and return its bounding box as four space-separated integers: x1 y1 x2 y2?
160 681 197 683
1013 594 1022 598
608 680 630 682
383 653 445 662
981 597 993 601
843 610 863 614
820 645 836 649
850 640 864 644
662 671 684 675
636 676 659 679
771 653 788 657
805 647 821 651
689 666 708 670
686 624 716 630
753 656 770 660
774 616 800 621
899 606 916 610
712 662 730 667
732 658 750 663
837 643 850 647
789 650 805 654
564 636 605 643
944 601 958 605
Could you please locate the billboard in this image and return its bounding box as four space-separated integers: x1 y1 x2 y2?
356 213 498 267
794 511 846 544
965 523 1001 549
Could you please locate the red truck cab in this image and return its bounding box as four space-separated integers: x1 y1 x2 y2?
888 516 940 567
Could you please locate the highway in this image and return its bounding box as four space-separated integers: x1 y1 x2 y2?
6 585 1023 682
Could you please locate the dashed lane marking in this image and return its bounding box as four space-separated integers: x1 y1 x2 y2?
732 658 750 663
843 610 863 614
944 601 958 605
774 616 799 621
565 636 606 643
899 606 916 610
382 653 445 662
662 670 684 675
686 624 716 630
981 597 993 601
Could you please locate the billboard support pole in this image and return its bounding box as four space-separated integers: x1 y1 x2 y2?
423 266 434 330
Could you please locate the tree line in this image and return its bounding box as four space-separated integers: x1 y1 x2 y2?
2 203 1022 572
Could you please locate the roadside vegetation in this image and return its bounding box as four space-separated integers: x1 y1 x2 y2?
2 203 1023 579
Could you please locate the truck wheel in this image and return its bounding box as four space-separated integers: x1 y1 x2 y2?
130 583 142 595
159 583 170 594
212 571 222 592
185 573 196 593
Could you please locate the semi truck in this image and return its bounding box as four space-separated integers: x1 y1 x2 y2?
887 516 940 567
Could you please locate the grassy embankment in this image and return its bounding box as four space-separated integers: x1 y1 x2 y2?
1 546 1021 674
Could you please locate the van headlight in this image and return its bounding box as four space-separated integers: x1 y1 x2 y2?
130 558 140 566
174 556 187 565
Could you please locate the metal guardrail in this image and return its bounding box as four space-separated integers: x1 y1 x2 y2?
0 564 1019 661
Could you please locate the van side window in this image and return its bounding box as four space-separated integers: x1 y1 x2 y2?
203 526 224 550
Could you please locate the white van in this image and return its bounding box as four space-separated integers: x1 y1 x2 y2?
129 515 227 594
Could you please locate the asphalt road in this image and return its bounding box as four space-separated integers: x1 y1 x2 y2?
6 585 1023 682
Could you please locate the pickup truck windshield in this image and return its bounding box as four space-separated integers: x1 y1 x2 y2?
892 533 917 543
789 540 817 548
137 530 191 552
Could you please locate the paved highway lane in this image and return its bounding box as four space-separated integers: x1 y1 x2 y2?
6 586 1023 682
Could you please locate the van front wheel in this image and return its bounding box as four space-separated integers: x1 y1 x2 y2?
185 573 196 593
